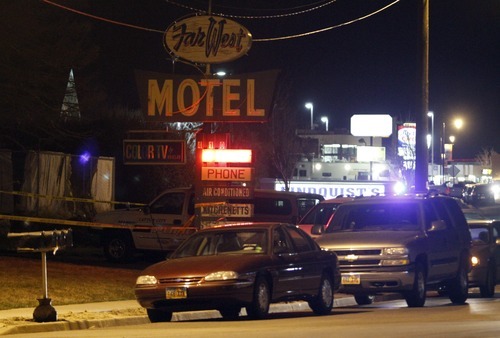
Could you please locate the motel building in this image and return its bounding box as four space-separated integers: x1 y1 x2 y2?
261 128 398 199
261 126 493 200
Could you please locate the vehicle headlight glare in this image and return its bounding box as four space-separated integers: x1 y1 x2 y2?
204 271 239 281
136 275 158 285
471 256 480 267
382 247 408 255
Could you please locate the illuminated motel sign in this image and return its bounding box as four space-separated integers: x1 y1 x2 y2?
135 70 279 123
201 149 252 163
164 15 252 64
200 148 253 199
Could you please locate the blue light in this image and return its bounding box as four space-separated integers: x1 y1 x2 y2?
393 181 407 195
79 152 91 164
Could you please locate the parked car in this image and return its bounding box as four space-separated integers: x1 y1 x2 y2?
462 184 476 204
428 181 473 198
465 184 495 207
135 223 340 322
94 187 324 262
312 195 471 307
468 220 500 297
297 196 354 237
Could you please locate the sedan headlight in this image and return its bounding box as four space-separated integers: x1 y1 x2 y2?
204 271 239 281
136 275 158 285
471 256 480 267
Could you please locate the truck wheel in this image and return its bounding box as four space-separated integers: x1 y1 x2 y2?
405 262 426 307
479 265 496 298
448 257 468 304
354 294 375 305
103 232 134 263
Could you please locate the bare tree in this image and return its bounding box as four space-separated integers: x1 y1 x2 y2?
228 74 305 191
475 147 494 166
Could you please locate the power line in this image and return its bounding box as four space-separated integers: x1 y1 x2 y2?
254 0 401 42
164 0 338 19
42 0 164 33
42 0 401 42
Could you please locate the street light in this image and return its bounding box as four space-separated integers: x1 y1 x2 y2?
441 118 464 183
305 103 313 130
321 116 329 131
427 111 434 178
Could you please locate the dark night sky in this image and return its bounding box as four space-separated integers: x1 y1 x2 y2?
42 0 500 159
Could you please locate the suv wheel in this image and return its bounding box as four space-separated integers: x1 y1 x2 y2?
479 264 496 298
405 262 426 307
448 256 468 304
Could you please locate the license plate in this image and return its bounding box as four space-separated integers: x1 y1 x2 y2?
341 274 361 285
166 287 187 299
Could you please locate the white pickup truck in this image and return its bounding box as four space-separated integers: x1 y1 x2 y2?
94 187 196 262
93 187 324 262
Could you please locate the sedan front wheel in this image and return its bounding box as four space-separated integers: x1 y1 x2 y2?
308 274 334 315
246 276 270 319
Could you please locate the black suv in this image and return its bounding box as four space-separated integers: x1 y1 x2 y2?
313 195 471 307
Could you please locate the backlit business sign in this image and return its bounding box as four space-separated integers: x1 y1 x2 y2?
164 15 252 64
397 123 416 170
201 167 253 182
202 149 252 163
351 114 393 137
123 140 186 165
135 70 279 122
200 203 253 218
357 146 386 162
274 181 389 199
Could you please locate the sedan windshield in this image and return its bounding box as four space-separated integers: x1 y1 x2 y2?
470 226 490 244
172 230 268 258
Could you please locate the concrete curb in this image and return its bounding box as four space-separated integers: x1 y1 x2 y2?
0 295 364 335
0 316 150 335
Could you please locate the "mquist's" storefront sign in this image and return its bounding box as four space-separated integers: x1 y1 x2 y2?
164 15 252 63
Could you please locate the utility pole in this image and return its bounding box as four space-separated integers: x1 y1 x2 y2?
415 0 429 193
